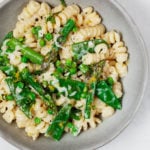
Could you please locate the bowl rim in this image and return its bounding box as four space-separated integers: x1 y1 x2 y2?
0 0 149 150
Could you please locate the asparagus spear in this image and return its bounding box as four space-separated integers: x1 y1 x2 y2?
84 61 105 119
7 38 44 64
5 77 35 118
20 68 57 114
46 104 72 141
41 19 76 71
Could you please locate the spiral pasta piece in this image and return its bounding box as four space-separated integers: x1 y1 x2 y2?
71 24 105 43
102 30 121 44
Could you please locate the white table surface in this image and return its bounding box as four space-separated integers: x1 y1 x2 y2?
0 0 150 150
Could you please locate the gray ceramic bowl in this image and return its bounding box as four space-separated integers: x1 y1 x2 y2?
0 0 149 150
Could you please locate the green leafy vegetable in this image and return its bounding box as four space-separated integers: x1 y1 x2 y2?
46 104 72 141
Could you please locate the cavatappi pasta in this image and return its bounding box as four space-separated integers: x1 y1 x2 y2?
0 0 128 141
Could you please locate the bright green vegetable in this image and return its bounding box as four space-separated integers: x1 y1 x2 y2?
34 117 42 125
7 38 44 64
1 31 13 45
58 78 87 100
73 26 78 32
41 19 76 71
20 68 57 114
46 104 72 141
69 67 77 75
106 77 114 86
84 61 105 119
57 19 76 45
5 77 35 118
96 80 122 109
32 26 42 38
79 64 89 74
5 94 14 101
39 39 46 47
84 82 96 119
65 59 72 67
0 65 17 77
72 39 109 60
47 108 54 115
67 122 79 136
21 56 28 63
45 33 53 41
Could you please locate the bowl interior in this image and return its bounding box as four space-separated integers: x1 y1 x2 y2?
0 0 148 150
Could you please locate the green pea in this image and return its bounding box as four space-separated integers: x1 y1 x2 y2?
69 68 77 75
56 60 61 67
32 26 41 35
45 33 53 41
47 108 54 115
6 40 15 50
72 62 77 68
39 39 46 47
81 93 87 98
65 59 72 66
34 117 41 125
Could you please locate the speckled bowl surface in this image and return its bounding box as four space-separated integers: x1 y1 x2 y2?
0 0 149 150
